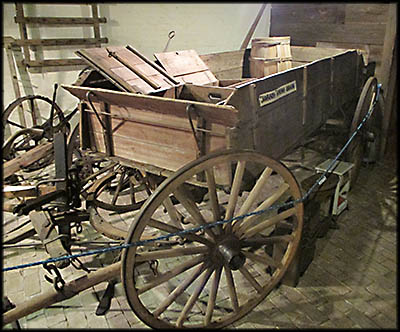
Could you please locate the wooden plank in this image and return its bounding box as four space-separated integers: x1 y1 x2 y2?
3 142 53 179
270 22 386 46
271 3 346 24
91 4 101 47
15 3 30 62
87 107 227 173
25 59 87 67
155 49 218 85
180 84 235 104
77 46 177 94
316 42 382 66
200 49 246 78
291 46 353 62
62 85 239 127
14 16 107 25
376 3 397 96
377 3 397 158
345 4 388 23
12 37 108 47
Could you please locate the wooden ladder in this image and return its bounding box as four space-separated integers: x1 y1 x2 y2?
13 3 108 73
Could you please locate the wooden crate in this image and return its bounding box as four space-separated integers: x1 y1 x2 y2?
249 36 292 77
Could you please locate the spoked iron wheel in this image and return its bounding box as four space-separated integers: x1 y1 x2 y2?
2 95 68 178
85 163 159 240
122 149 303 329
346 76 380 188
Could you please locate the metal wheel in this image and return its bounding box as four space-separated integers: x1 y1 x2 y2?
122 149 303 329
2 95 67 178
83 163 158 240
2 94 66 140
346 76 380 188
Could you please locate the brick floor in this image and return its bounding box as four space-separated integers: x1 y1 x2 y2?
3 146 397 329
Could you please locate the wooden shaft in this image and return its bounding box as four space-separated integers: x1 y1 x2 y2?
3 261 121 325
240 4 267 50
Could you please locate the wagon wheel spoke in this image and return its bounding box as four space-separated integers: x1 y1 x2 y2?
238 207 297 239
110 168 127 205
243 250 282 269
152 262 207 317
29 97 37 126
6 119 25 129
176 267 214 327
173 185 218 241
224 160 246 233
135 245 209 262
204 266 223 325
147 218 213 246
224 264 239 312
137 255 205 295
233 182 290 234
122 150 303 329
238 265 263 293
205 168 222 234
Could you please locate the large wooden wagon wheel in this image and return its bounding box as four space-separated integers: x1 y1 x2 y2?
346 76 380 188
122 149 303 329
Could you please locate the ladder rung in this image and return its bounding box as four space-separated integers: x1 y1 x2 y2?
25 59 87 67
13 37 108 47
14 16 107 25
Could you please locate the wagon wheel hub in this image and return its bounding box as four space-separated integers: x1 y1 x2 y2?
213 234 245 270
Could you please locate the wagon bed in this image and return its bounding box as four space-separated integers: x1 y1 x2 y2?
63 45 364 180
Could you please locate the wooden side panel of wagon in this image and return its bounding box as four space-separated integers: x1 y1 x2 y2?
228 49 363 160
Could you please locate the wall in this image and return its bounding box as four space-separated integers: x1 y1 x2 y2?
2 3 271 112
270 3 388 71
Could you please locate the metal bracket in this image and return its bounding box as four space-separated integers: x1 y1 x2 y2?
186 104 208 157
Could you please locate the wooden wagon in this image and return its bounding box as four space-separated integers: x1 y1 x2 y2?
4 44 380 329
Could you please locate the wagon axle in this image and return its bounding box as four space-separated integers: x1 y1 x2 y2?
215 235 246 270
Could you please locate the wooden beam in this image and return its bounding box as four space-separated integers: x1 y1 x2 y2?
25 59 87 67
377 3 397 159
3 262 121 325
12 37 108 47
3 142 53 179
240 4 267 49
14 16 107 25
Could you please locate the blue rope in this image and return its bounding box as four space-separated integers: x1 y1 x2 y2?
3 84 380 273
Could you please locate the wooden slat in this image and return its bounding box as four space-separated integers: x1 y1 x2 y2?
91 5 101 47
13 37 108 47
271 3 346 24
200 49 246 78
377 3 397 159
77 46 177 94
62 85 239 127
155 49 218 85
291 46 352 62
316 42 382 66
25 59 87 67
271 22 386 46
3 142 53 179
14 16 107 25
15 3 30 62
345 4 388 23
